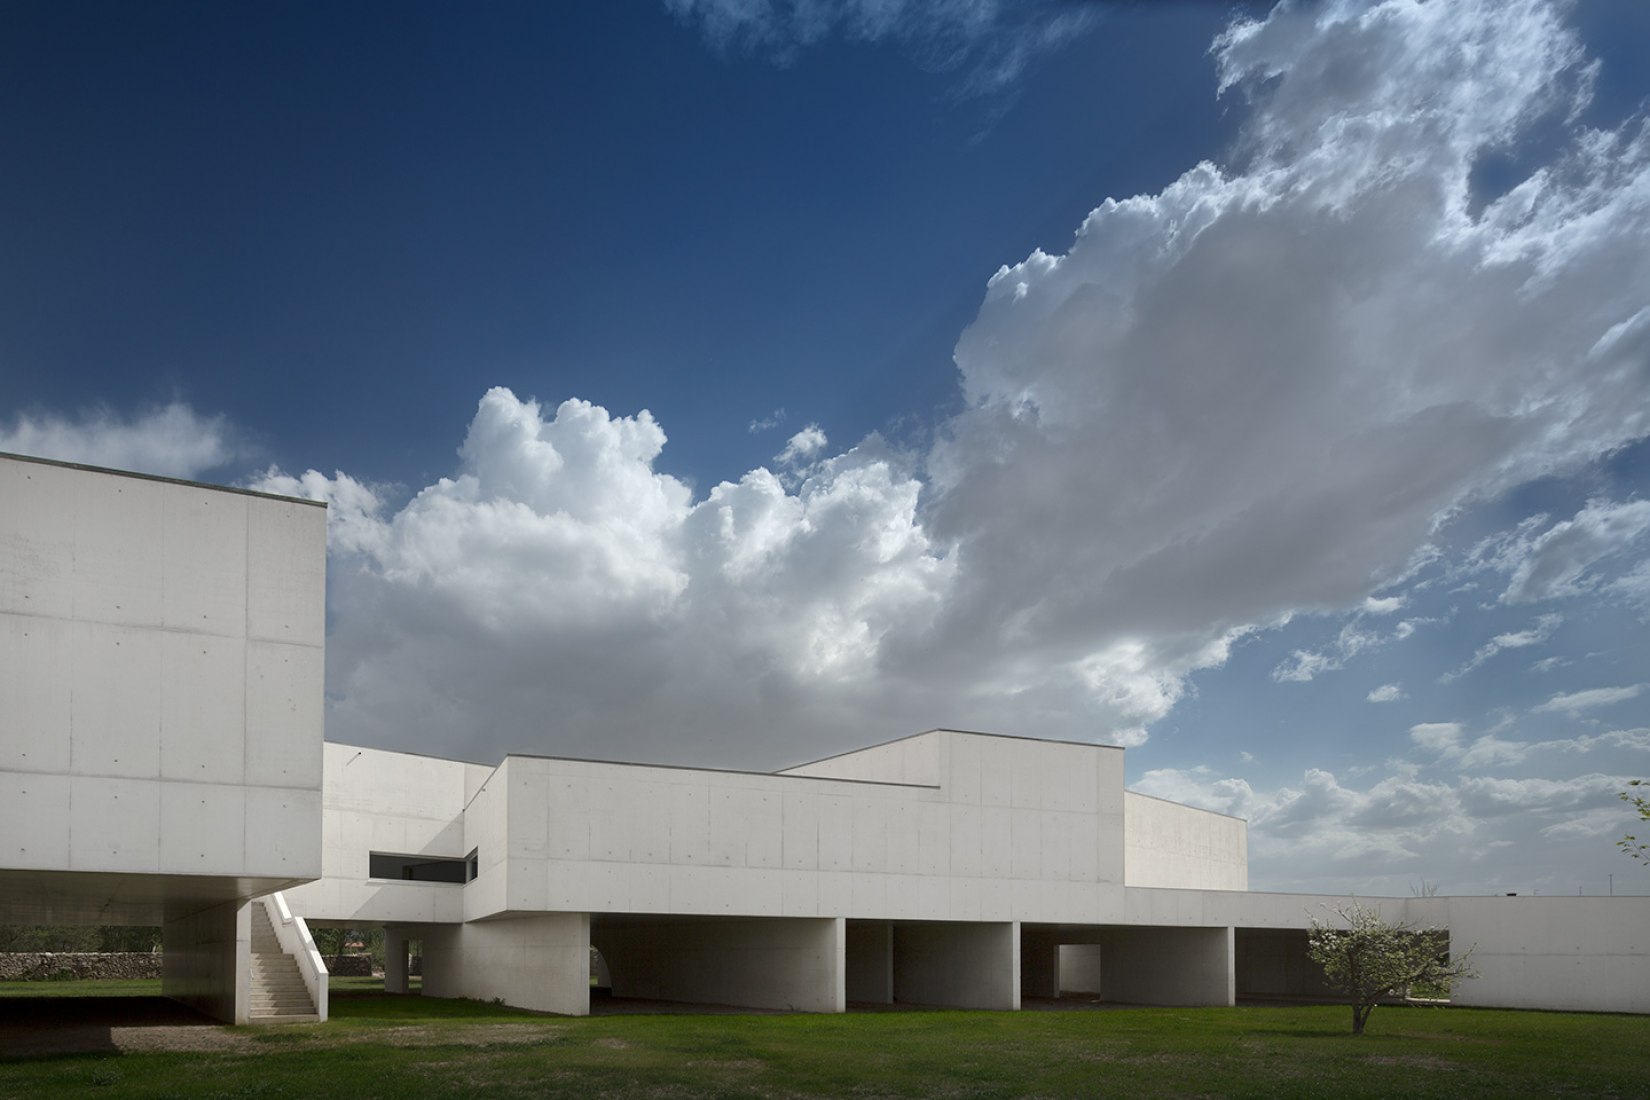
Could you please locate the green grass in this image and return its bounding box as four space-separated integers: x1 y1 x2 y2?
0 975 409 998
0 979 162 999
2 992 1647 1099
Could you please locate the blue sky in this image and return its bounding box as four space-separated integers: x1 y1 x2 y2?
3 0 1649 897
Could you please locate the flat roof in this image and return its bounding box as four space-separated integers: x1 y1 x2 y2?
0 450 328 508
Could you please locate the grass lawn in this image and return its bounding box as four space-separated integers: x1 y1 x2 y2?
1 989 1647 1099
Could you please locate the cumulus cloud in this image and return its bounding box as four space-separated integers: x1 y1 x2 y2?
0 402 239 480
1367 683 1405 703
926 0 1650 713
261 388 965 764
776 424 828 467
265 1 1650 772
663 0 1100 92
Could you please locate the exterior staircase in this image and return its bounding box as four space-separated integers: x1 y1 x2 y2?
250 903 319 1023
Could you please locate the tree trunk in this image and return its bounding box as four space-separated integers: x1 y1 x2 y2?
1352 1003 1367 1035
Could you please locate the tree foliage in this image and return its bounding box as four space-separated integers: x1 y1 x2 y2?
308 926 385 967
0 925 161 953
1307 903 1476 1035
1620 780 1650 864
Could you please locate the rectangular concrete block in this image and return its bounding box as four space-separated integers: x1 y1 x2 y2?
160 631 246 784
244 786 321 878
70 621 162 779
0 613 72 772
70 472 165 627
0 458 78 619
69 776 161 872
160 782 247 875
780 793 819 871
245 641 324 788
161 487 247 637
246 499 326 646
0 771 72 869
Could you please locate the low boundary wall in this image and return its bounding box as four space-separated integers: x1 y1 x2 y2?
0 952 162 980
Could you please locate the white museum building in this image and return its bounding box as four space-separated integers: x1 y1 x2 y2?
1 452 1646 1023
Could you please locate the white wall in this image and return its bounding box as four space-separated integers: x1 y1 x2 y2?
1059 944 1105 995
162 899 251 1024
1123 792 1247 891
422 912 590 1016
0 455 324 913
488 732 1135 928
781 731 943 786
283 743 480 924
1412 896 1650 1014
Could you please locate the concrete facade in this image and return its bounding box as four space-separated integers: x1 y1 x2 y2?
285 734 1650 1018
0 453 326 1023
5 451 1649 1023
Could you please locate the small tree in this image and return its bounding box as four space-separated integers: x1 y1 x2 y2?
1307 902 1476 1035
1620 780 1649 864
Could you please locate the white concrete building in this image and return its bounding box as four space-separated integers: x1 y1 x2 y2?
0 453 325 1022
3 451 1647 1022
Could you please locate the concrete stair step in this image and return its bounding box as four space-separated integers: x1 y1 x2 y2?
246 901 318 1023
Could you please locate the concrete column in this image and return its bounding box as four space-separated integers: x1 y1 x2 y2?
596 916 844 1013
383 927 408 994
421 913 591 1016
893 921 1020 1010
161 899 252 1024
846 920 893 1004
1098 925 1233 1006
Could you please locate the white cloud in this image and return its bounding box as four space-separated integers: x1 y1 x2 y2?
1443 613 1563 681
1405 721 1650 770
0 402 239 480
1409 722 1464 754
1497 499 1650 603
663 0 1098 92
1363 596 1406 615
1532 684 1648 715
1272 615 1428 683
1609 559 1650 611
928 0 1650 713
1367 683 1405 703
1147 760 1639 894
263 388 964 763
776 424 828 467
748 408 786 434
256 0 1650 773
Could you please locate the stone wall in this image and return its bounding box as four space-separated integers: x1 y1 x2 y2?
0 953 163 980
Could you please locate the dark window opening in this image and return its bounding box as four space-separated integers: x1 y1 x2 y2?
370 852 470 884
